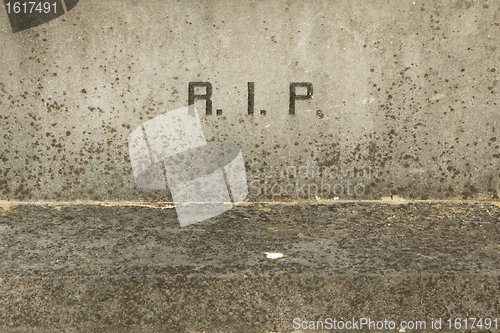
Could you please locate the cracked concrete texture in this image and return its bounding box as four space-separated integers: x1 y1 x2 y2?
0 0 499 201
1 202 500 332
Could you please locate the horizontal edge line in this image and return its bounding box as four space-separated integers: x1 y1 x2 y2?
0 199 498 207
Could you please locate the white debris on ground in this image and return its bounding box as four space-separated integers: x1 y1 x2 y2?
264 252 285 259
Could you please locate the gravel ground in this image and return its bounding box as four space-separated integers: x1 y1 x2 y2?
0 201 499 332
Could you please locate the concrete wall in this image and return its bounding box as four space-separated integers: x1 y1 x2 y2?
0 0 499 201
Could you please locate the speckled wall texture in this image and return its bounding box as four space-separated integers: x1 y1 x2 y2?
0 0 499 201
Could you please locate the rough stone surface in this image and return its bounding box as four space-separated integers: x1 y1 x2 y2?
1 202 500 332
0 0 499 201
2 1 500 330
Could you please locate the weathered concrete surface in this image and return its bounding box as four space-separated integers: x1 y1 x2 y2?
0 0 500 201
1 202 500 332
